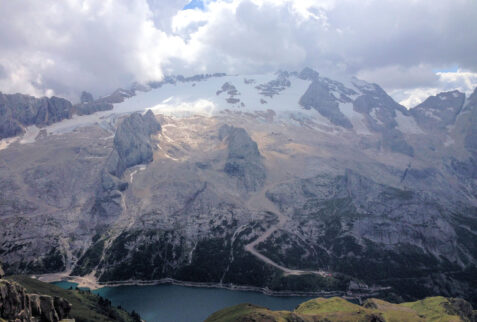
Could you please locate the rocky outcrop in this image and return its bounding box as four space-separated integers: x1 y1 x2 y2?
75 101 113 116
299 77 353 129
255 71 291 97
216 83 241 105
0 92 73 139
352 79 414 156
219 124 265 191
75 91 113 116
0 279 71 322
411 90 465 131
98 88 135 104
298 67 414 156
463 88 477 154
80 91 94 104
105 110 161 178
297 67 320 81
93 110 161 218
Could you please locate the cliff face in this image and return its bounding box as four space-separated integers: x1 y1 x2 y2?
219 124 266 191
3 275 140 322
0 92 73 139
91 110 161 220
0 279 71 322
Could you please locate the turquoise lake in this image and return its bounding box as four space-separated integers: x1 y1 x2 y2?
52 282 314 322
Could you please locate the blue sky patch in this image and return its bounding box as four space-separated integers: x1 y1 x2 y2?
183 0 205 10
433 65 459 73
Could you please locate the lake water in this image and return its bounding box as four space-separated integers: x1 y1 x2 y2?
52 282 314 322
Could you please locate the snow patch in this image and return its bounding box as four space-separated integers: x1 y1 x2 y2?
20 126 40 144
339 103 371 135
395 110 424 134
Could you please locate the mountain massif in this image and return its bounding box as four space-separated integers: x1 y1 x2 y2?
0 68 476 306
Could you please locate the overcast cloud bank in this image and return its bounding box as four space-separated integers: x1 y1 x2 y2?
0 0 476 107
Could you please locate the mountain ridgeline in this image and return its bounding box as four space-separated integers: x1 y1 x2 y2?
0 68 476 306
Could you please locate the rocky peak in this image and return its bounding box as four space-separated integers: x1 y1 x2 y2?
348 79 414 156
411 90 465 130
298 67 320 81
80 91 94 104
299 76 353 129
75 90 114 116
352 81 408 130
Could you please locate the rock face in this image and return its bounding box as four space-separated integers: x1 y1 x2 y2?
80 91 94 104
75 91 114 116
106 110 161 178
75 101 113 116
299 77 354 129
0 279 71 322
263 169 472 280
411 90 465 130
463 88 477 154
0 92 73 139
219 124 265 191
93 110 161 218
255 71 291 97
352 78 414 156
298 69 413 156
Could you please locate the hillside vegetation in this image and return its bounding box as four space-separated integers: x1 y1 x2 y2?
206 296 477 322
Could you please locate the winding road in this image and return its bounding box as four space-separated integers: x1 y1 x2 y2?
244 184 328 277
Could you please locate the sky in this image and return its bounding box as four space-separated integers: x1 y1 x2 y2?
0 0 476 107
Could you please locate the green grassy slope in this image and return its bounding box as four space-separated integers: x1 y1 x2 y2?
206 296 477 322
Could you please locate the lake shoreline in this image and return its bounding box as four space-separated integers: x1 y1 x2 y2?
96 277 349 298
37 272 356 298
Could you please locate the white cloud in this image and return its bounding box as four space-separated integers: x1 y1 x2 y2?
0 0 476 101
0 0 187 99
391 70 477 108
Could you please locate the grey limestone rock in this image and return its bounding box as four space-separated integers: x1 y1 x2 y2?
75 101 113 116
411 90 465 130
80 91 94 104
94 110 161 218
108 110 161 177
219 124 265 191
299 79 353 129
298 67 320 81
0 92 73 139
463 88 477 154
0 279 71 322
352 80 414 156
